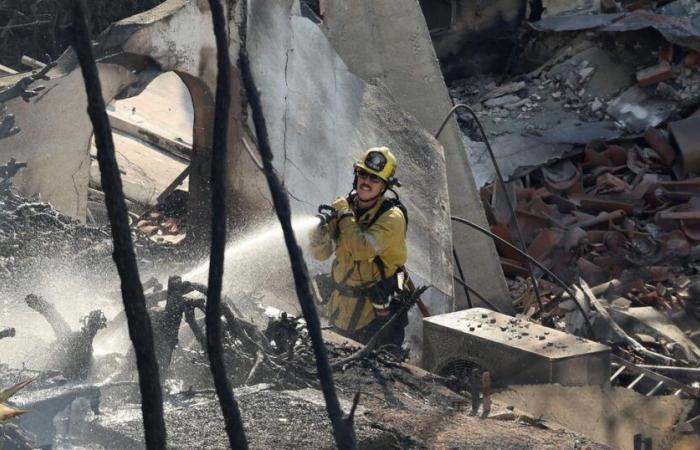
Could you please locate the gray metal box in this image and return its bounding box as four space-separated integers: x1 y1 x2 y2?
422 308 610 387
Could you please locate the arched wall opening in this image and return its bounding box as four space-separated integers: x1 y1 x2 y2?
85 69 216 249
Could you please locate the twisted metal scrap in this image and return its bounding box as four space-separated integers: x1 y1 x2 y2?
205 0 249 448
70 0 166 447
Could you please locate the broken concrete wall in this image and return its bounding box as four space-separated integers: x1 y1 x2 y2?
98 0 242 245
237 0 457 351
0 59 135 219
0 0 241 245
320 0 512 313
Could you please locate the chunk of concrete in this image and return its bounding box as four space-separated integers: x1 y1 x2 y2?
607 85 678 133
109 71 193 148
89 130 189 207
547 46 633 99
494 384 693 450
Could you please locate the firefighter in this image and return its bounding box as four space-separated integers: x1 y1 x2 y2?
310 147 408 349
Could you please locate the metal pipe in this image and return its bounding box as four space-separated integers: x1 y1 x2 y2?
435 103 544 312
451 215 595 337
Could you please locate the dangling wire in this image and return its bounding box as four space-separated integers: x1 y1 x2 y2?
435 103 545 313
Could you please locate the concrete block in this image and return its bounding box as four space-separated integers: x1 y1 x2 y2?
422 308 610 387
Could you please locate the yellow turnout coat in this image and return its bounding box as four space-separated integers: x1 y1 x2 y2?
309 196 407 332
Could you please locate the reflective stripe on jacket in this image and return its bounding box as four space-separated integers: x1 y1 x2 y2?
309 196 407 331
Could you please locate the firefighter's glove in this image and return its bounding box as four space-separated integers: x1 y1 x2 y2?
372 299 391 317
331 197 353 223
316 204 337 228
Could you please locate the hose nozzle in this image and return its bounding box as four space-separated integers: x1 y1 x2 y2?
316 204 337 227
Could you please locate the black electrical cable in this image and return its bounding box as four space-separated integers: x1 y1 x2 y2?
205 0 249 448
451 215 595 338
452 247 472 308
453 275 502 313
435 104 545 312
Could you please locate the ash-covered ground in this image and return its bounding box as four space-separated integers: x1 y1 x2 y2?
0 181 609 449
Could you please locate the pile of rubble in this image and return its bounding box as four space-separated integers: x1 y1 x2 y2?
0 276 610 449
449 1 700 187
0 159 186 289
0 0 165 69
447 0 700 404
0 164 107 279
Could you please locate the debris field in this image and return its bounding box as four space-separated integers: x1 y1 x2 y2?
1 0 700 449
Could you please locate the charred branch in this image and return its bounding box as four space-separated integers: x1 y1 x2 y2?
238 22 357 450
205 0 249 448
24 294 106 380
69 0 166 447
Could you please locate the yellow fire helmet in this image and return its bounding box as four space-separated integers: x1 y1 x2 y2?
353 147 397 184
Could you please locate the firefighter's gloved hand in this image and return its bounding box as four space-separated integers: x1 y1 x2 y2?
316 204 337 228
372 301 391 317
331 197 353 222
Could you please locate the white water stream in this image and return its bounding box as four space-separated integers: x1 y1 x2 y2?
1 214 324 370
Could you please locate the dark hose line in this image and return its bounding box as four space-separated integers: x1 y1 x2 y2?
453 275 502 313
435 104 545 312
452 247 472 308
451 216 595 338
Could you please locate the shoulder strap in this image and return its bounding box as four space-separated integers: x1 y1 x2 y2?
366 198 408 230
373 255 387 280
